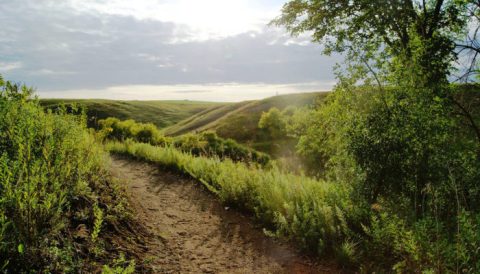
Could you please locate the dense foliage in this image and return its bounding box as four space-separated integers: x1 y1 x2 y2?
98 117 270 166
98 117 168 145
0 77 133 272
110 119 480 272
258 107 287 139
272 0 478 87
173 131 271 166
272 0 480 272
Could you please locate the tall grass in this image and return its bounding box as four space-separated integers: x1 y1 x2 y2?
0 78 131 272
106 140 353 256
107 140 480 272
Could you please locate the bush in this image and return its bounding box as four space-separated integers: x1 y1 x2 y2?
173 131 271 166
98 117 169 146
258 107 287 139
98 118 270 166
0 77 132 271
291 84 480 272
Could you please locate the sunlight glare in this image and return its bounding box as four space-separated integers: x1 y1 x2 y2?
70 0 279 41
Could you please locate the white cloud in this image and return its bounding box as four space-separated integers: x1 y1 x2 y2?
69 0 283 41
32 69 77 76
0 0 341 100
0 62 22 72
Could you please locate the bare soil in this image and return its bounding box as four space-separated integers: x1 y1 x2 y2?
110 156 340 273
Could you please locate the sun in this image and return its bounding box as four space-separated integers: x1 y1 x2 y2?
160 0 259 39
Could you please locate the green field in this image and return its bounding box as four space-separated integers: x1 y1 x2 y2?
40 99 226 129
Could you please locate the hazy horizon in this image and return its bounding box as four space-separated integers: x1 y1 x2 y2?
36 82 334 102
1 0 340 101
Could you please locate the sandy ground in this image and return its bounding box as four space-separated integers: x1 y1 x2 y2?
110 156 339 273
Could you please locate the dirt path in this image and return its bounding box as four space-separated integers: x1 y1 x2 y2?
110 156 339 273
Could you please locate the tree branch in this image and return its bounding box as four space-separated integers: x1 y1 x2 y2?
456 43 480 54
451 97 480 145
428 0 445 38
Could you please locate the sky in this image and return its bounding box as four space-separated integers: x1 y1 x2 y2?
0 0 340 102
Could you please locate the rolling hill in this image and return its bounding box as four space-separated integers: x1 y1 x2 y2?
41 92 329 156
165 92 328 136
40 99 226 128
164 92 329 154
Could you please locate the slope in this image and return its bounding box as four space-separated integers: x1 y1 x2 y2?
40 99 226 129
165 92 327 136
164 92 329 155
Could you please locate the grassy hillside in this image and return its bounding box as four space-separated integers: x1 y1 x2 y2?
41 93 327 159
163 101 250 135
164 92 328 156
40 99 225 129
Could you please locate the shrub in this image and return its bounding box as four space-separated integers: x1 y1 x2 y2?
173 131 271 166
98 118 270 166
292 84 480 272
258 107 287 139
107 135 480 273
98 117 168 146
0 77 132 271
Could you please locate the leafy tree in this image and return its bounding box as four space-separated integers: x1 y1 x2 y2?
258 107 287 139
273 0 480 201
274 3 480 270
272 0 477 89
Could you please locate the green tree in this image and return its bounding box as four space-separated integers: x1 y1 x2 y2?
273 2 480 271
272 0 478 89
275 0 480 255
258 107 287 139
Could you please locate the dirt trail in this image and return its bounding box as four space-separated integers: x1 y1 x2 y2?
110 156 339 273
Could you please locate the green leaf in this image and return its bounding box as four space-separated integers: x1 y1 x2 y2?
17 244 24 254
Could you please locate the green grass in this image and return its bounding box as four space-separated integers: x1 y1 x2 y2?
41 93 327 160
163 101 247 136
106 140 353 258
97 117 271 166
40 99 225 129
106 138 480 273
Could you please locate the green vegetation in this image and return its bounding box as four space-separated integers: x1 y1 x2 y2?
5 0 480 272
172 132 271 166
269 0 480 272
41 99 224 129
163 101 249 136
106 141 353 261
98 117 270 166
164 92 326 156
258 107 287 139
109 131 480 272
98 117 168 145
42 94 325 163
0 76 135 272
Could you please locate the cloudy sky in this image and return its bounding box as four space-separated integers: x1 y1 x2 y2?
0 0 340 101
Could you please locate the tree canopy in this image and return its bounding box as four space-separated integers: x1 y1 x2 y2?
272 0 480 87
